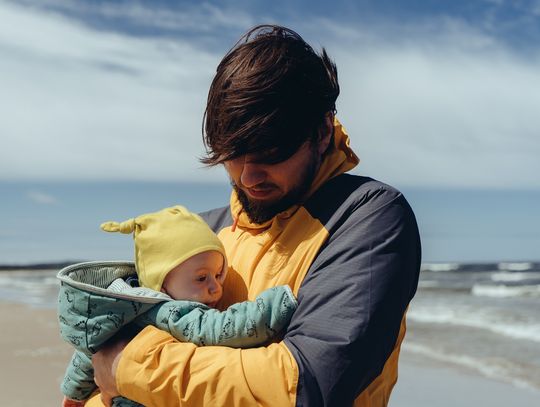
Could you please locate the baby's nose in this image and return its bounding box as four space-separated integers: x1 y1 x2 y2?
208 278 222 295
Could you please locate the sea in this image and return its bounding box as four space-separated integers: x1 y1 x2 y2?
406 262 540 391
1 181 539 390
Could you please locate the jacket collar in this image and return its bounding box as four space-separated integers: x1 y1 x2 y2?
229 118 359 230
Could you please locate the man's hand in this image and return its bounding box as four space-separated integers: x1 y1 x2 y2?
92 338 127 407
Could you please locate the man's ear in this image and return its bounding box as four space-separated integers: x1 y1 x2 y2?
317 112 334 155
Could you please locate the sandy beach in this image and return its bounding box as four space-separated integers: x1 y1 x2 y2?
391 348 540 407
0 302 73 407
1 299 539 406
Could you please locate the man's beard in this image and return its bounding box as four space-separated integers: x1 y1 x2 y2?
232 151 320 224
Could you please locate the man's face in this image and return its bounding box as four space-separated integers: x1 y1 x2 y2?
224 140 322 224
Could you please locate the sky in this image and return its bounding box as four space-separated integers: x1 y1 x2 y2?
1 0 540 189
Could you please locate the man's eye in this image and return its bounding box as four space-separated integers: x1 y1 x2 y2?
253 153 287 165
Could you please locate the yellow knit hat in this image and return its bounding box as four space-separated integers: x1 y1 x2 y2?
101 205 227 291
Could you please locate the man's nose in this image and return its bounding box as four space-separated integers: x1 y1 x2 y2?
240 161 266 188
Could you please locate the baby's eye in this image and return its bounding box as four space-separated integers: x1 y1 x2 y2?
215 273 223 280
197 275 207 282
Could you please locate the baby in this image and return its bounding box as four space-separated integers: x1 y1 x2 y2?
58 206 296 407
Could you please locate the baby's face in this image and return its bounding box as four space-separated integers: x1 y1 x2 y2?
161 250 224 307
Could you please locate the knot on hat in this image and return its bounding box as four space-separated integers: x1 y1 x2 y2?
100 219 136 234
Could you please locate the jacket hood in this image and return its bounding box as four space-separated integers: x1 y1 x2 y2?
229 118 359 230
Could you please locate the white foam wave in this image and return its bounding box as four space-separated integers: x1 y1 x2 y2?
402 342 536 390
0 278 57 290
417 280 440 288
472 284 540 298
498 262 533 271
408 306 540 343
421 263 460 272
0 272 59 308
43 276 60 285
491 272 535 282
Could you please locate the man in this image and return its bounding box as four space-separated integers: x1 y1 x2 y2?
91 25 421 406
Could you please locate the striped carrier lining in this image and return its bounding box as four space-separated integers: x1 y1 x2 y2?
57 261 171 303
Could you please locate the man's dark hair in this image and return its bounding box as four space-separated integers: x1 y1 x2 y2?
201 24 339 166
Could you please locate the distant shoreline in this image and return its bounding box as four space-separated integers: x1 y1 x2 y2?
0 261 82 271
1 260 539 272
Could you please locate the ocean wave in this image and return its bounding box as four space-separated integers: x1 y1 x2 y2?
0 271 59 308
421 263 460 272
402 342 537 390
472 284 540 298
0 277 58 291
490 272 539 282
421 261 540 273
498 262 534 271
408 306 540 343
417 280 441 288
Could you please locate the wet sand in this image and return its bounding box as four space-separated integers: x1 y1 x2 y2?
391 349 540 407
0 302 73 407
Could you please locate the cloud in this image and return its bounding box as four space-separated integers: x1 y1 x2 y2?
26 190 58 204
0 1 228 182
298 17 540 188
12 0 256 35
1 2 539 188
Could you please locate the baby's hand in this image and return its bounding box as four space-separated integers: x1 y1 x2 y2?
62 396 86 407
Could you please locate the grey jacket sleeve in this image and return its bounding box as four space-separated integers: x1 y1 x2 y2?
284 177 421 406
148 285 297 347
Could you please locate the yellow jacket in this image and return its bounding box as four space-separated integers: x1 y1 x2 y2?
87 120 421 406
